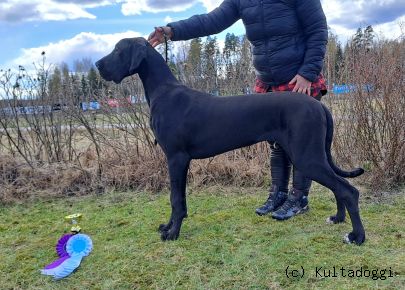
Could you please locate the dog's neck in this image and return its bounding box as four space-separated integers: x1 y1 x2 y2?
137 45 179 104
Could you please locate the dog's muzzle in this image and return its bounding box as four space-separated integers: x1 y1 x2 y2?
95 60 111 81
95 60 103 71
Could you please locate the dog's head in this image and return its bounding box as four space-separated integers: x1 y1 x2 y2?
95 37 148 84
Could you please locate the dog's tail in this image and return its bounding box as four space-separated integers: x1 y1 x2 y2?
321 103 364 178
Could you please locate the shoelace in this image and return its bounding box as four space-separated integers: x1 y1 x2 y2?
279 198 296 211
266 193 285 209
267 193 278 203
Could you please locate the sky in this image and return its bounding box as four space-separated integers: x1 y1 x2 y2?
0 0 404 71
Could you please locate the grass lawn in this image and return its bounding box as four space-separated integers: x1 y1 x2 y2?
0 184 404 289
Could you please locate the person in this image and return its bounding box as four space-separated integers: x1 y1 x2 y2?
148 0 328 220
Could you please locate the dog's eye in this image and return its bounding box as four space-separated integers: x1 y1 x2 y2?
114 49 123 57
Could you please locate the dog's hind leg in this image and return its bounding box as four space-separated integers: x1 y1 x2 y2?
298 162 365 245
326 192 346 224
159 152 190 241
340 183 365 245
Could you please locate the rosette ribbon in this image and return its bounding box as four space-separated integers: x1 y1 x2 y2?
41 234 93 280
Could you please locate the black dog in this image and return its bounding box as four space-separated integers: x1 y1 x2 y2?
96 37 365 245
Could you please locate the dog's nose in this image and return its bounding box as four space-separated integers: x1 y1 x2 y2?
95 60 102 70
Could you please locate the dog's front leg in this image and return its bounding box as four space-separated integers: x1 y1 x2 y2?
160 153 190 241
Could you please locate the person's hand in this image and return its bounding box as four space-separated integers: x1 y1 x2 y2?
148 26 173 47
289 74 312 96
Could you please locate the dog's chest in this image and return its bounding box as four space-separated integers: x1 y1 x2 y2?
149 113 175 145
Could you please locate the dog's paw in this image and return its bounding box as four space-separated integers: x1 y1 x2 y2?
158 223 171 233
343 232 365 245
326 215 345 224
160 229 180 241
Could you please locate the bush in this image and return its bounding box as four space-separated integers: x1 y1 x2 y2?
328 39 405 188
1 33 404 202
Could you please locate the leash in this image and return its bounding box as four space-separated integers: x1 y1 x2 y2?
160 26 169 63
162 27 168 63
152 27 169 147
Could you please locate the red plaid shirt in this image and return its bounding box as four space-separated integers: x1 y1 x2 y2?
255 74 327 97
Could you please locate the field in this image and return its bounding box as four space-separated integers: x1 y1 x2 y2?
1 23 404 290
1 184 404 289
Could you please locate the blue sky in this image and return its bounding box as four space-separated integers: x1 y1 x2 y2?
1 0 404 71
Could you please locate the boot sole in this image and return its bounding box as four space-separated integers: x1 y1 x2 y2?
255 209 274 216
272 205 309 221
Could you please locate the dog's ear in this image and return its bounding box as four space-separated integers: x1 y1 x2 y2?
129 39 147 73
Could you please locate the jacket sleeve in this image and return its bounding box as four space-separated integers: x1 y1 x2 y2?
167 0 240 41
296 0 328 82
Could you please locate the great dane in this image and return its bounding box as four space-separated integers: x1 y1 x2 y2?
96 37 365 245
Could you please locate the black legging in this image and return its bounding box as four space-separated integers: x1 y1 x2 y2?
270 142 312 195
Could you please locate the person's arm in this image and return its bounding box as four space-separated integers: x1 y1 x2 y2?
148 27 173 47
295 0 328 83
167 0 240 41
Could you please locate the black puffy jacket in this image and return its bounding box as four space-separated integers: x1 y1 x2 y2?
167 0 328 86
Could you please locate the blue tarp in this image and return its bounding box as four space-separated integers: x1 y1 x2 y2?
332 84 374 95
81 101 100 111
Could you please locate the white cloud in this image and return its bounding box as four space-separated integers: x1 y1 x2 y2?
0 0 202 22
2 0 404 40
0 0 110 22
198 0 222 12
120 0 197 15
118 0 224 15
0 0 226 22
321 0 405 29
321 0 405 42
5 31 143 70
164 16 173 23
372 15 405 41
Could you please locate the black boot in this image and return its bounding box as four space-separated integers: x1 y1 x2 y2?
271 188 309 220
255 142 291 216
272 168 312 220
255 185 287 216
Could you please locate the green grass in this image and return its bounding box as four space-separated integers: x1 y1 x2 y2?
1 184 404 289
